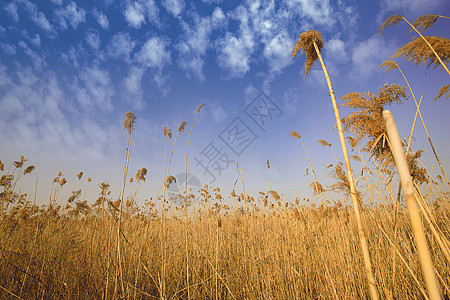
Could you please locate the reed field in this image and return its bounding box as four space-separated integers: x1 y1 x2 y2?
1 14 450 299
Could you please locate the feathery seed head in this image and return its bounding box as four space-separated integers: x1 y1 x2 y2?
77 172 83 180
196 103 205 113
317 139 332 147
24 165 35 174
136 168 147 182
378 60 399 73
289 131 301 139
123 111 136 134
377 14 404 36
291 30 323 77
266 160 270 169
411 14 439 33
163 126 173 139
165 175 176 187
435 84 450 101
178 121 187 133
391 36 450 69
0 160 3 171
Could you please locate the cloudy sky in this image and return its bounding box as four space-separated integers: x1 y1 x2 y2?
1 0 449 207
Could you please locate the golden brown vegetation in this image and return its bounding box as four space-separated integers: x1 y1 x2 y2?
0 190 449 299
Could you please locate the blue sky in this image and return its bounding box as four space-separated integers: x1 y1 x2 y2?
1 0 449 207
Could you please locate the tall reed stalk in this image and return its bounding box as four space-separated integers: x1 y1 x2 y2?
383 110 441 300
184 104 205 299
115 111 136 297
292 30 378 299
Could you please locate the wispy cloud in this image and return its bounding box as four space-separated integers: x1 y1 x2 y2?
72 64 114 112
4 2 19 22
107 31 136 62
177 7 226 81
20 0 57 36
54 2 86 30
93 8 109 30
123 0 159 28
85 29 101 50
161 0 185 17
216 6 254 79
1 43 16 55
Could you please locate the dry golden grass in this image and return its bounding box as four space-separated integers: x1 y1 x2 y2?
0 198 449 299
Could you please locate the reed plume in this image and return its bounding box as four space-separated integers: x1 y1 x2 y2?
378 14 450 77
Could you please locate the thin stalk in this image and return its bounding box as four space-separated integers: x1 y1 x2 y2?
313 40 379 300
383 110 441 300
184 104 204 299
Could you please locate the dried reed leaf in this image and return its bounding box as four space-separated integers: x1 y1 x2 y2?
391 36 450 69
291 30 324 77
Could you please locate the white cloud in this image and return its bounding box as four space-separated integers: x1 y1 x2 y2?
135 37 171 69
284 0 334 26
134 36 172 92
61 46 81 68
283 88 302 117
93 8 109 29
351 36 394 80
0 64 12 88
123 66 145 109
107 32 136 61
1 43 16 55
21 30 41 47
379 0 445 17
85 30 101 50
208 101 227 123
18 41 45 70
325 38 347 62
263 30 294 74
124 2 146 28
216 32 254 79
162 0 185 17
30 33 41 47
20 0 57 36
177 7 226 81
55 2 86 30
124 0 159 28
244 84 260 104
4 2 19 22
73 65 114 112
216 6 254 79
